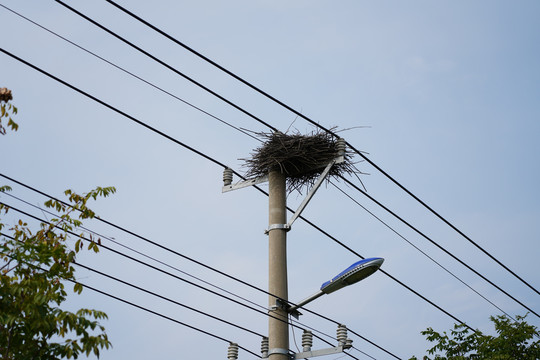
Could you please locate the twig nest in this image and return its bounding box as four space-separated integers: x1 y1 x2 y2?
242 130 357 193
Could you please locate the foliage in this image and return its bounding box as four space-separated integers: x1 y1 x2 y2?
0 90 115 358
0 87 18 135
410 314 540 360
0 186 116 359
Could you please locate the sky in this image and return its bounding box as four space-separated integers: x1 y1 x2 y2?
1 0 539 359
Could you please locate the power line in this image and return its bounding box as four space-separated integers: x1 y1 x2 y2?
1 189 269 314
0 184 388 359
74 261 265 338
0 175 398 359
3 7 523 327
0 47 474 333
340 176 540 319
0 3 261 143
0 202 369 360
3 3 536 352
0 245 261 359
2 190 357 354
54 0 278 133
3 220 372 360
331 182 516 321
0 230 264 338
0 14 490 355
102 0 539 296
0 47 229 170
77 281 261 358
287 209 474 331
0 201 281 320
50 0 540 318
0 44 477 332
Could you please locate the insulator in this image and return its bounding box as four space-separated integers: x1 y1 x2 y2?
344 338 353 350
227 342 239 360
336 138 346 157
261 336 269 358
301 330 313 352
337 324 348 346
223 168 233 186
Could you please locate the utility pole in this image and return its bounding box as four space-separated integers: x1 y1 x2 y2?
267 170 289 360
222 136 365 359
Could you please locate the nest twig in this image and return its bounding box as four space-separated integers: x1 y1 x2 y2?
242 129 359 193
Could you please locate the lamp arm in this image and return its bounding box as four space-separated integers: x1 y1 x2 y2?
288 290 324 313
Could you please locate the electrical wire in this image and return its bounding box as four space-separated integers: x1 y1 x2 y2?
0 44 475 338
51 1 539 309
0 246 261 359
1 12 517 329
1 188 384 359
0 201 282 322
0 179 399 359
0 7 512 355
0 230 264 338
0 49 479 354
1 190 269 314
0 179 397 359
0 3 260 142
0 203 370 360
289 315 377 360
330 182 516 321
78 280 261 358
289 214 474 331
102 0 539 296
0 4 538 352
0 47 229 170
339 176 540 319
54 0 278 133
4 189 381 358
75 262 265 338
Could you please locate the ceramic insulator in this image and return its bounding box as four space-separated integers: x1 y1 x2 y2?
302 330 313 352
227 343 239 360
337 324 348 346
261 336 269 358
223 168 233 186
336 138 346 157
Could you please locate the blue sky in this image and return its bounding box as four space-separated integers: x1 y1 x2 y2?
1 1 539 359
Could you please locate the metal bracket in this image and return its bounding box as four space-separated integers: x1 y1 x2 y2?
268 348 294 359
264 223 290 235
294 345 347 359
222 174 269 193
270 298 288 312
262 155 343 235
285 155 343 230
270 298 302 319
222 153 343 195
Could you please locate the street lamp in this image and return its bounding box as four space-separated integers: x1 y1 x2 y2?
288 257 384 314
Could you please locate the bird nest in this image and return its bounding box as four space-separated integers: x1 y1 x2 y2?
242 130 358 193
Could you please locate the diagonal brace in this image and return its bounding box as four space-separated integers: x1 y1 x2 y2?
286 155 343 229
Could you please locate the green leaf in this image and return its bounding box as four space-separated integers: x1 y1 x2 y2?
73 282 83 294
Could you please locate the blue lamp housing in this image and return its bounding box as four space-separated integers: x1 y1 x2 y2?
320 257 384 295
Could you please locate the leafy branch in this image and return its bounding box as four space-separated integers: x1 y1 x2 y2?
0 87 18 135
0 185 116 359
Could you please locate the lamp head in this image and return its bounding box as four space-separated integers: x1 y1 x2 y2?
320 257 384 295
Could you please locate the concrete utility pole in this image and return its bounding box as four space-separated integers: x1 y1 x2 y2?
267 170 289 360
222 137 359 359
